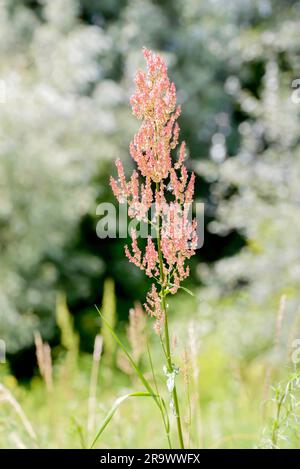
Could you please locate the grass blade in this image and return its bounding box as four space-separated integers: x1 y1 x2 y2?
90 392 153 448
95 305 156 398
95 305 171 447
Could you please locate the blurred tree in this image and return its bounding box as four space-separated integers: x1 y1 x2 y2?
199 3 300 360
2 0 299 364
0 0 128 353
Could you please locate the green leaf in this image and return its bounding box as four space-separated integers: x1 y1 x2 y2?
95 305 157 401
179 286 194 296
70 417 86 449
146 341 170 435
94 305 171 447
90 392 153 448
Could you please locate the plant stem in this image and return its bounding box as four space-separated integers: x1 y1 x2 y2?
161 294 185 449
271 386 286 449
147 341 172 449
155 186 185 449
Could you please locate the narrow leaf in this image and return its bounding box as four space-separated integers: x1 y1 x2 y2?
90 392 152 448
95 306 157 401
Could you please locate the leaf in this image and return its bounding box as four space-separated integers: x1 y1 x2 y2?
168 284 195 296
95 305 172 448
95 306 158 402
90 392 153 448
70 417 86 449
178 285 195 296
146 341 171 436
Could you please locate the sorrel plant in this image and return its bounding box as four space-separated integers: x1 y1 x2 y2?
94 48 197 449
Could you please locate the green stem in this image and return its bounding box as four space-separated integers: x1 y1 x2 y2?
161 294 185 449
95 305 168 442
147 341 172 449
155 184 185 449
271 393 283 448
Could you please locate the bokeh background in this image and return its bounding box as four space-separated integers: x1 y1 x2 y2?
1 0 300 449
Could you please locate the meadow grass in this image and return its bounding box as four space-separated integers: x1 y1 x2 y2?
0 292 299 449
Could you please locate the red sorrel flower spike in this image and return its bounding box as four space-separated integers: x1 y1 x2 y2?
110 50 196 447
110 48 197 332
129 48 181 182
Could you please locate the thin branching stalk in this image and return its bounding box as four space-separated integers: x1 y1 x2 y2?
263 295 287 422
182 348 192 448
188 321 204 447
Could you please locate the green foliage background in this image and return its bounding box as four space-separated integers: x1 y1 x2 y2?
0 0 300 434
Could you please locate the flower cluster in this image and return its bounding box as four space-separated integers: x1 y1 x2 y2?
144 284 164 335
110 48 197 333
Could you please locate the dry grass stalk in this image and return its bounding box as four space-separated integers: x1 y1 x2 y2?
262 294 287 417
287 305 300 360
116 350 132 375
274 294 286 350
34 331 53 392
182 347 190 389
188 321 205 447
128 302 147 363
172 334 178 352
0 383 37 444
87 334 103 436
188 321 200 386
101 278 116 366
182 347 192 447
10 432 27 449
